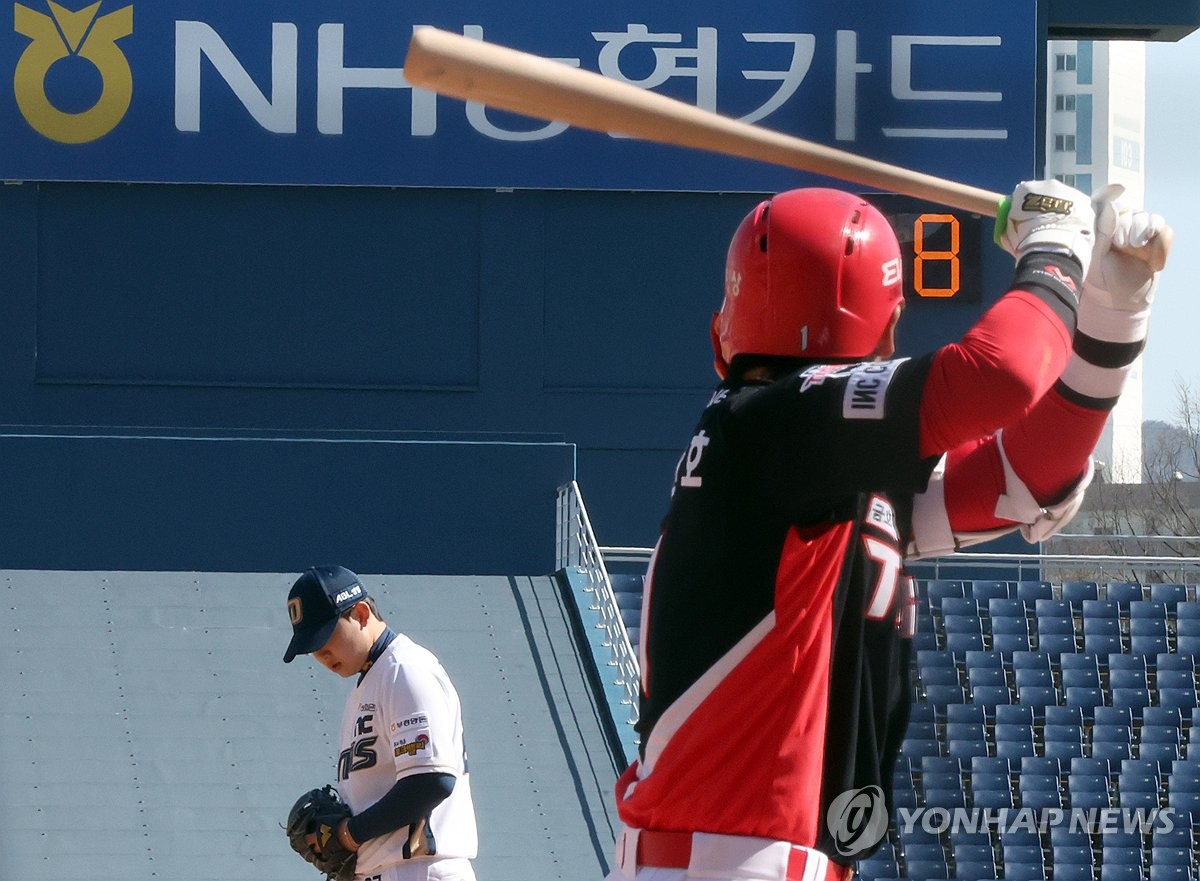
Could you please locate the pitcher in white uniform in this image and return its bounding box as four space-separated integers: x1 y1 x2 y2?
284 565 478 881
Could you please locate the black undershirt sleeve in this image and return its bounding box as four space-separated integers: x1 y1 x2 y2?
345 772 455 844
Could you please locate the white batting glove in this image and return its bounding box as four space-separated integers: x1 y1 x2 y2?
997 179 1096 279
1084 184 1173 313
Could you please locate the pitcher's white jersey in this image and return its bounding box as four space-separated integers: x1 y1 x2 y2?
337 633 478 876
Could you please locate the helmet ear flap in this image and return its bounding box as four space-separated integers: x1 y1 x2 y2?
710 312 728 379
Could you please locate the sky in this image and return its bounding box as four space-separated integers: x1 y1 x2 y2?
1140 34 1200 424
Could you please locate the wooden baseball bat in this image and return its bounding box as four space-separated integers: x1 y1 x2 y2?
403 27 1004 216
403 28 1172 272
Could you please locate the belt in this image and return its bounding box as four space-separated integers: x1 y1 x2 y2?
636 830 853 881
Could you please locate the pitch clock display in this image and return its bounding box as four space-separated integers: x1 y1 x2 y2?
864 194 985 303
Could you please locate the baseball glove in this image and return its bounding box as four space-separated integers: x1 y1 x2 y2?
285 784 357 881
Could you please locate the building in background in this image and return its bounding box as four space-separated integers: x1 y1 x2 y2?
1046 40 1148 483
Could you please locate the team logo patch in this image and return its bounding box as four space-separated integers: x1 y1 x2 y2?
798 363 856 393
842 359 906 420
391 714 429 732
288 597 303 625
394 733 430 758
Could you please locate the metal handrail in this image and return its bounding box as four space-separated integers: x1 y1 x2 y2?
556 482 641 728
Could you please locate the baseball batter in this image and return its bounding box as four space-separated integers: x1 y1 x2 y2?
607 182 1170 881
284 566 478 881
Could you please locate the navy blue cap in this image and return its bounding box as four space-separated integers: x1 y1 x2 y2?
283 566 369 663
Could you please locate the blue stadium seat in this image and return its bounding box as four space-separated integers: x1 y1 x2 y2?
1130 600 1168 620
922 787 967 810
1015 667 1053 689
1020 756 1061 777
907 721 938 741
1167 789 1200 813
1176 601 1200 619
1018 685 1059 710
942 596 982 617
903 842 945 864
1175 634 1200 657
1152 815 1195 847
1131 618 1169 638
946 703 987 725
992 617 1031 636
1138 742 1181 763
965 649 1003 670
1051 845 1093 865
1083 599 1120 620
1003 862 1047 881
1111 687 1152 715
1149 864 1193 881
1093 705 1134 727
1130 634 1170 656
1167 766 1200 791
970 756 1011 777
1043 724 1083 746
994 704 1035 727
1037 616 1076 635
994 632 1034 654
921 756 962 776
1110 668 1149 690
1099 866 1141 881
1016 581 1053 602
926 579 966 610
1152 691 1190 715
1019 775 1061 810
1178 618 1200 637
1043 705 1084 727
1002 843 1043 865
1100 829 1141 851
904 859 949 879
1091 741 1132 762
972 684 1013 707
914 628 939 651
1091 724 1131 745
1053 865 1094 881
1070 757 1112 778
1042 739 1084 761
924 684 967 706
970 580 1011 602
1048 827 1091 849
1063 667 1101 690
1108 653 1147 672
1106 582 1145 607
1039 632 1078 655
1083 616 1120 636
954 860 999 881
1155 652 1195 673
901 738 942 760
988 597 1027 619
1101 845 1144 866
947 632 986 653
947 722 987 742
918 649 955 669
945 614 984 634
1085 633 1125 655
996 739 1035 760
854 858 898 881
968 667 1007 689
1070 779 1112 809
1149 583 1189 607
1011 650 1051 671
1065 686 1106 713
1060 651 1100 672
1139 724 1181 745
1036 597 1073 618
1155 669 1196 691
1117 772 1158 793
1141 706 1183 729
994 722 1033 743
953 843 994 864
948 739 990 760
921 667 961 687
1118 787 1160 809
1062 580 1100 607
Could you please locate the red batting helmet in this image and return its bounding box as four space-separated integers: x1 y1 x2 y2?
710 188 904 377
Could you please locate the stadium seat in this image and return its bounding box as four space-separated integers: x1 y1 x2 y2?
1091 741 1132 762
1048 827 1091 849
1156 688 1198 711
952 842 994 865
1083 599 1120 620
854 858 898 881
970 580 1011 602
1015 667 1054 689
1139 724 1182 745
1037 632 1078 655
965 649 1003 670
1149 583 1189 607
947 632 986 653
970 756 1011 777
903 842 945 864
1152 814 1195 847
1149 865 1192 881
1142 706 1183 729
1062 581 1099 607
1155 669 1196 691
1051 845 1093 865
1178 618 1200 637
992 617 1032 637
1110 668 1149 690
1091 724 1131 745
901 738 942 760
918 649 955 669
996 739 1035 760
1175 634 1200 657
1042 738 1084 761
1019 775 1061 810
924 684 967 706
972 684 1013 706
942 596 982 618
922 756 962 776
1063 667 1101 690
1037 616 1076 635
972 786 1014 810
1043 705 1084 727
1138 742 1181 763
946 703 988 725
1084 633 1125 656
1099 866 1141 881
1020 756 1060 777
1011 650 1051 671
968 667 1007 689
1003 862 1047 881
954 860 999 881
1176 601 1200 619
1053 865 1094 881
1083 617 1121 637
1101 845 1144 866
1018 685 1059 711
921 667 962 687
948 722 987 742
1118 787 1160 809
948 739 990 760
1016 581 1054 602
988 597 1027 619
926 579 966 610
1108 653 1147 672
907 721 938 742
994 632 1034 654
1106 582 1145 606
1167 766 1200 791
1131 618 1169 638
1060 651 1100 672
1065 686 1106 713
904 859 949 879
1043 724 1083 746
994 704 1035 727
1093 705 1133 728
1130 600 1168 620
1130 634 1170 656
945 614 985 635
1167 789 1200 812
1111 687 1152 715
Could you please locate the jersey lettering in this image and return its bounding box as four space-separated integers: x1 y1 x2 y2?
338 735 379 781
677 430 710 488
843 360 905 420
862 536 902 620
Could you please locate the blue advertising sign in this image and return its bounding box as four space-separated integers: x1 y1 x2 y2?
0 1 1037 190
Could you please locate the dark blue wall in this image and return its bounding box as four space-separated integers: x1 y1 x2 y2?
0 181 1012 571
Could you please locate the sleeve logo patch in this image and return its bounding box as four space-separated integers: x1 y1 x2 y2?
394 733 430 757
842 359 906 420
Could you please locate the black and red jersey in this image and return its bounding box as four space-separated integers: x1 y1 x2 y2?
615 355 940 862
